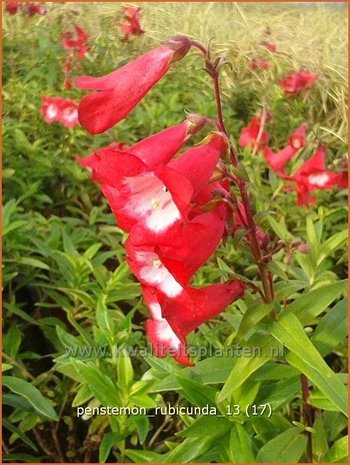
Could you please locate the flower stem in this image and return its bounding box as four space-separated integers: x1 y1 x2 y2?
300 374 314 462
212 71 274 304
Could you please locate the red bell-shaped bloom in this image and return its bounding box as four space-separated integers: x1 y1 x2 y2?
239 117 268 148
263 145 296 176
5 2 20 14
78 131 227 233
250 58 269 70
76 40 191 134
125 206 228 297
41 97 79 129
289 123 307 150
261 41 277 52
23 2 47 16
118 6 144 40
263 124 307 175
62 25 89 59
286 145 347 205
280 71 318 96
144 280 245 365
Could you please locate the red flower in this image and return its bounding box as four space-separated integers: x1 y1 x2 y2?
263 124 307 175
250 58 269 70
239 117 268 148
5 2 20 14
286 145 347 205
118 6 144 40
143 280 245 365
78 131 227 233
280 71 318 95
41 97 79 129
76 40 191 134
125 206 228 297
289 123 307 150
23 3 47 16
62 25 89 59
261 41 277 52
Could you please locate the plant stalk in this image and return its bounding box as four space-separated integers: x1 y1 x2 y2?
212 71 274 304
300 374 314 462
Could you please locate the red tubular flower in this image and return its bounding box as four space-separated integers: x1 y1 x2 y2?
62 25 89 59
5 2 20 14
118 6 144 40
125 206 228 297
239 117 268 148
41 97 79 129
280 71 318 95
250 58 269 70
263 124 307 175
23 3 47 16
286 145 347 205
289 123 307 149
263 146 296 176
78 131 227 233
76 39 191 134
143 280 245 365
261 41 277 52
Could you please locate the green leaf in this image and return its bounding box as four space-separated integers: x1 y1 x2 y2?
256 427 307 462
273 280 308 301
218 333 281 402
229 423 255 463
285 279 347 324
322 435 348 463
3 418 38 452
96 295 115 337
99 432 124 463
175 376 217 407
132 415 150 445
317 229 347 266
2 376 58 420
234 301 273 342
309 390 341 412
84 242 103 259
3 324 22 357
267 216 293 241
17 257 50 270
2 363 13 373
2 393 36 413
124 449 164 463
150 356 236 392
178 416 231 439
117 351 134 389
271 313 348 416
312 415 329 462
72 361 122 407
312 298 348 356
165 437 214 463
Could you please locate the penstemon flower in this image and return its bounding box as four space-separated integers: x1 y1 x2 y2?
78 131 228 234
143 281 245 365
280 70 318 95
284 145 348 205
41 96 79 128
263 124 307 175
118 5 144 40
76 38 192 134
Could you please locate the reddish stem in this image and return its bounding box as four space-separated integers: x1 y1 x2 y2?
212 71 274 303
300 374 314 462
